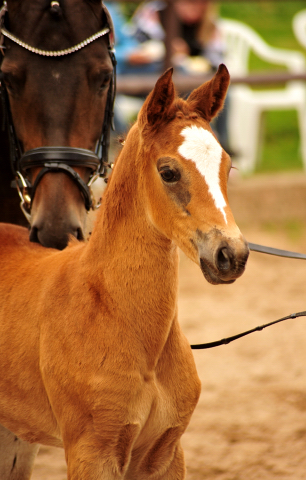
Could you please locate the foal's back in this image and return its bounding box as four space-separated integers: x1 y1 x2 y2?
0 224 61 269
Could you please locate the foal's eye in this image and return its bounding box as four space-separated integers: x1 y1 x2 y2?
159 167 180 183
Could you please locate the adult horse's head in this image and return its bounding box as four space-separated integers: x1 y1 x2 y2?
136 64 249 284
0 0 115 249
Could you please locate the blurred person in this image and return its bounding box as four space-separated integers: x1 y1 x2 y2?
105 2 165 136
130 0 224 73
107 1 230 152
129 0 229 151
105 2 165 76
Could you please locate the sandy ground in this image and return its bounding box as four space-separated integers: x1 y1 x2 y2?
31 172 306 480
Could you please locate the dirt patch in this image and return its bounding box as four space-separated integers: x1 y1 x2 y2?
31 173 306 479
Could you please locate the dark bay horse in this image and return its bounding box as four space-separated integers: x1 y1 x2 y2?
0 0 116 249
0 1 116 477
0 101 27 226
0 65 249 479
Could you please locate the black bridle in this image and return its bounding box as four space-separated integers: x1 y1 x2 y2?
0 1 117 222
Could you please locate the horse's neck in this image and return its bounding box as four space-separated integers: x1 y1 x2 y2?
84 136 179 354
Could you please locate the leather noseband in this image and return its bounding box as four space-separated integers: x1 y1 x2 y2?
19 147 102 211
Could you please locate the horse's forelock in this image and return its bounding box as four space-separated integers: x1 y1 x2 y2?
85 0 103 4
5 0 25 23
7 0 105 30
84 0 106 18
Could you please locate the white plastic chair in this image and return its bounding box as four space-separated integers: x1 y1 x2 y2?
218 18 306 173
293 9 306 49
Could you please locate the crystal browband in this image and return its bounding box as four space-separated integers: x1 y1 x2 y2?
1 26 110 57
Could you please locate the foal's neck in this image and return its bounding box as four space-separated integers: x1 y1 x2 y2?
85 130 179 312
83 133 180 359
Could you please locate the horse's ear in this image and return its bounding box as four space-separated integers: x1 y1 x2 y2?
138 68 175 129
187 64 230 122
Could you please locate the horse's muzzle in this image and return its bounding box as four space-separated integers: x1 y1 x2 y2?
29 223 84 250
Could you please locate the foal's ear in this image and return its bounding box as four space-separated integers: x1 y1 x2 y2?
138 68 175 129
187 64 230 122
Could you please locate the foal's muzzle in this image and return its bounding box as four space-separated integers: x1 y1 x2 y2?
197 230 249 285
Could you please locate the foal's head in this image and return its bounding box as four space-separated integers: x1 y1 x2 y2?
136 65 249 284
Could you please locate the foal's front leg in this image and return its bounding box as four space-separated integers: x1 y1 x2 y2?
128 433 186 480
66 441 186 480
64 423 140 480
152 442 186 480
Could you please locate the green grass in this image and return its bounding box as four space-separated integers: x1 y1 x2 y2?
220 1 305 52
258 110 301 172
219 1 306 173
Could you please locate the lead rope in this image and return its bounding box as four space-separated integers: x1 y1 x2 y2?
248 242 306 260
190 311 306 349
191 245 306 350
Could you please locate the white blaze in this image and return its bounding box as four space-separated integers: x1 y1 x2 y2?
178 125 227 223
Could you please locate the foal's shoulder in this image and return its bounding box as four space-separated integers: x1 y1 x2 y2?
0 223 28 244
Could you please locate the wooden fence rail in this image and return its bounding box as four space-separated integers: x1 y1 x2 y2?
116 71 306 96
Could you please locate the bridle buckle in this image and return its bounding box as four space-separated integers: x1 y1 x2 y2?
88 173 104 210
15 171 31 223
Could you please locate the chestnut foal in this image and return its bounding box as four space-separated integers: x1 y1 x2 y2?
0 65 249 479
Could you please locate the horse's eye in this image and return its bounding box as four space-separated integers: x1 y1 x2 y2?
2 72 13 92
1 69 25 95
160 168 180 183
99 74 111 92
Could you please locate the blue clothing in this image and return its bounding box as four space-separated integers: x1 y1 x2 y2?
105 3 138 75
105 3 163 76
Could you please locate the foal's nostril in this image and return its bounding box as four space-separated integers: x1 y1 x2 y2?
216 246 232 272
